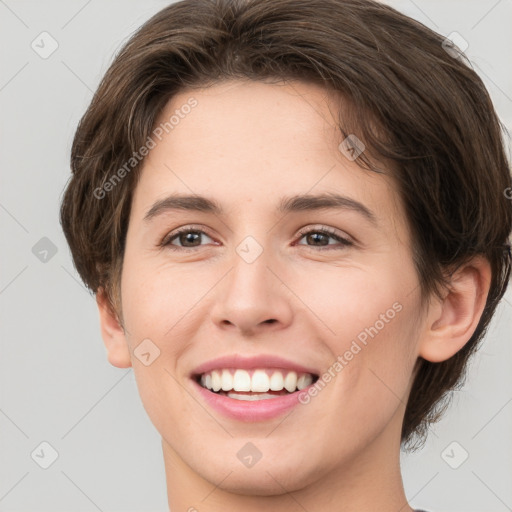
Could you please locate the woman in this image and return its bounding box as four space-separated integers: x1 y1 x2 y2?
60 0 512 510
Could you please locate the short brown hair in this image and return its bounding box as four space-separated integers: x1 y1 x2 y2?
60 0 512 450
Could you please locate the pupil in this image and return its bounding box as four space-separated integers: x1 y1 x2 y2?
182 232 200 246
308 233 327 245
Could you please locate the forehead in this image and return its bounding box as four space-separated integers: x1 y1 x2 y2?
130 79 406 235
156 79 342 167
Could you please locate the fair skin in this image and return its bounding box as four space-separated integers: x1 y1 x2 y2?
96 79 490 512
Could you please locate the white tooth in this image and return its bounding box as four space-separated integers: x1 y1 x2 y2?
202 368 312 393
269 371 285 391
211 370 222 392
233 369 251 391
221 369 234 391
251 369 270 392
297 373 313 390
284 371 298 393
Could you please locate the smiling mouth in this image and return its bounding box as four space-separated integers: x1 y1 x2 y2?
194 368 319 401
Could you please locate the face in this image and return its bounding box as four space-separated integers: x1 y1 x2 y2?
114 80 426 494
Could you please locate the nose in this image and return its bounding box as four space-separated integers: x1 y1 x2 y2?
209 243 294 336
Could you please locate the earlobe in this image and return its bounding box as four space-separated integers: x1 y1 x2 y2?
96 287 132 368
418 256 491 363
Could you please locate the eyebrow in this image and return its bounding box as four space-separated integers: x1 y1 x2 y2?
143 192 377 225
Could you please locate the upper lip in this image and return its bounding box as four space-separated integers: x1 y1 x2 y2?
191 354 320 378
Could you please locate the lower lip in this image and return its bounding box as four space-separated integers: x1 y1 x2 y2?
191 378 314 421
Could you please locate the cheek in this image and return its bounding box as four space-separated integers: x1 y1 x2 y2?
120 258 209 339
347 304 420 425
303 263 420 403
291 262 409 345
314 309 419 451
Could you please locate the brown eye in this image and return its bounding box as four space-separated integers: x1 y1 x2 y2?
162 228 214 250
296 227 353 249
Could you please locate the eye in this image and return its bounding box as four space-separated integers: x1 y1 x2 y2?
295 226 353 250
160 225 353 251
161 226 216 250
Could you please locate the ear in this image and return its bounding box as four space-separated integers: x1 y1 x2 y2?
96 287 132 368
418 256 492 363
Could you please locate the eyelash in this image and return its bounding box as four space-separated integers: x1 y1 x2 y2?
160 225 354 251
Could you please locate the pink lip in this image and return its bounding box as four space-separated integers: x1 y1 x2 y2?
189 354 319 422
190 354 319 377
191 378 316 421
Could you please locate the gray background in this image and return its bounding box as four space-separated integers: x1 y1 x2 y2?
0 1 511 511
